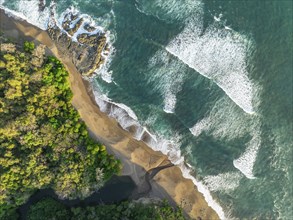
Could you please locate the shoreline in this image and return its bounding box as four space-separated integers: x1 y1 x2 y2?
0 9 220 220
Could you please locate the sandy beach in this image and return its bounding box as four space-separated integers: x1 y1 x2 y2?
0 9 219 220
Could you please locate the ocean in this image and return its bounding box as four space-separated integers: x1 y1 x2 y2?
1 0 292 219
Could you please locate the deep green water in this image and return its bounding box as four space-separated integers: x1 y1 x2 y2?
2 0 292 219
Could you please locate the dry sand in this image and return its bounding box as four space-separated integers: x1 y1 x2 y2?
0 9 219 220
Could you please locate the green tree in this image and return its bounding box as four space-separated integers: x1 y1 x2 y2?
0 40 120 218
26 199 186 220
23 41 35 53
27 198 70 220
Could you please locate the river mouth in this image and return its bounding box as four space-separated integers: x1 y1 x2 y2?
17 175 136 220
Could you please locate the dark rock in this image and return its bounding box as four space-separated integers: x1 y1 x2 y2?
47 9 107 77
38 0 46 12
84 24 96 32
67 18 84 36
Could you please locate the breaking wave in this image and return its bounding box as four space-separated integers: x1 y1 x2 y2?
233 131 261 179
189 117 211 137
57 7 105 41
91 84 227 219
203 172 243 192
163 2 256 114
135 0 203 22
0 0 50 29
57 6 115 83
1 2 114 83
136 0 256 114
189 96 262 179
190 96 252 138
147 50 185 113
1 1 248 218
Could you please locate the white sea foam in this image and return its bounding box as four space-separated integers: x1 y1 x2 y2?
11 0 50 30
93 0 258 217
91 80 226 218
2 1 230 217
92 89 138 121
213 13 223 22
0 4 228 218
147 50 185 113
91 85 227 218
58 7 104 42
135 0 203 22
88 5 229 216
190 96 253 140
133 126 145 140
0 3 226 216
1 1 112 82
56 7 115 83
190 96 261 180
166 14 255 114
96 68 113 83
2 2 248 218
203 172 242 192
209 107 251 139
0 2 45 27
233 132 261 179
94 31 115 83
93 91 139 132
225 26 233 31
112 102 138 121
93 92 227 218
178 162 227 219
144 127 158 142
148 133 181 160
189 117 211 137
163 92 177 113
92 89 142 140
0 5 24 20
92 88 161 147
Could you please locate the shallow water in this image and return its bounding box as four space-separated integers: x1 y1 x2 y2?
2 0 292 219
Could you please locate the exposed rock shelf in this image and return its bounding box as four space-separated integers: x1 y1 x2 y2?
47 6 109 77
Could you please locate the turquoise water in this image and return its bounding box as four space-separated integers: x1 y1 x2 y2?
2 0 292 219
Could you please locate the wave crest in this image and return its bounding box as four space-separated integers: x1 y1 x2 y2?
166 15 256 114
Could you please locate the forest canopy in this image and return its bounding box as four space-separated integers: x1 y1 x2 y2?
0 40 120 218
27 198 186 220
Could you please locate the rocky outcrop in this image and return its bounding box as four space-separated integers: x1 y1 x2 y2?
47 7 109 77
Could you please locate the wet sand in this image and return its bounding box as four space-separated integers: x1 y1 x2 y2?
0 9 219 220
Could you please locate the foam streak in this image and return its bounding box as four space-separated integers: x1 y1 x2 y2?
166 17 255 114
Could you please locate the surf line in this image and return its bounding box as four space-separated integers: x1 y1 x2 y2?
128 34 255 115
165 47 255 115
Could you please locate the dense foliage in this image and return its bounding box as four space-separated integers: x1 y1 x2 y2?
0 41 120 219
27 198 186 220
